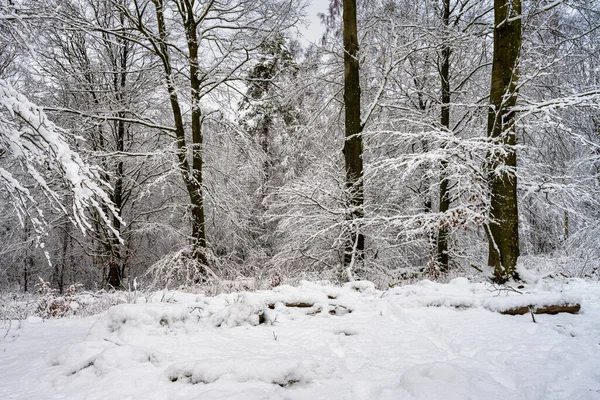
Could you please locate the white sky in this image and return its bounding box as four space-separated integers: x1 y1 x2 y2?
298 0 330 46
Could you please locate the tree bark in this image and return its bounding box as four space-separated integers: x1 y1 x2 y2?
154 0 207 266
53 220 69 294
107 31 129 289
23 219 32 293
342 0 365 270
183 3 208 261
487 0 522 283
436 0 451 272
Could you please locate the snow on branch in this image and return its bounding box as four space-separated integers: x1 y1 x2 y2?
0 79 122 242
514 90 600 115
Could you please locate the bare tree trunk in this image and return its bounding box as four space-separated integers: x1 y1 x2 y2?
436 0 451 272
487 0 522 283
342 0 365 270
107 32 129 289
23 219 31 293
153 0 207 267
260 115 273 201
412 76 435 265
53 220 69 294
183 2 208 263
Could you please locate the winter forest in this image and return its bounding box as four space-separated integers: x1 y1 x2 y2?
1 0 600 290
1 0 600 398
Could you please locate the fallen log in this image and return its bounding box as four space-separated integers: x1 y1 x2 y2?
500 304 581 316
267 302 315 309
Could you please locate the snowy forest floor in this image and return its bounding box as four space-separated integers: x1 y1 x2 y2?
1 278 600 399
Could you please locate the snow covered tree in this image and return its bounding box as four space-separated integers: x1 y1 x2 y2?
2 0 600 289
239 34 298 197
110 0 305 277
436 0 451 272
0 79 120 257
513 0 600 278
16 0 181 289
0 3 120 255
342 0 365 276
237 35 301 261
486 0 522 283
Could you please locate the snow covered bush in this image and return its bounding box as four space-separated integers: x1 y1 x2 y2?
0 291 34 322
143 246 220 290
208 292 268 328
90 303 192 340
34 279 83 319
166 359 329 387
29 279 127 319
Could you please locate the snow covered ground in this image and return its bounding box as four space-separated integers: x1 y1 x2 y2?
2 278 600 399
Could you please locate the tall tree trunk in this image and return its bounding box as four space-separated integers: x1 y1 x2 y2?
183 5 207 263
260 115 273 201
54 219 69 294
84 83 113 287
436 0 451 272
412 74 435 264
23 219 31 293
107 33 129 289
154 0 207 267
487 0 522 283
342 0 365 273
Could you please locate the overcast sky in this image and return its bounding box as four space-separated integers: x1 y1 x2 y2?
299 0 329 46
